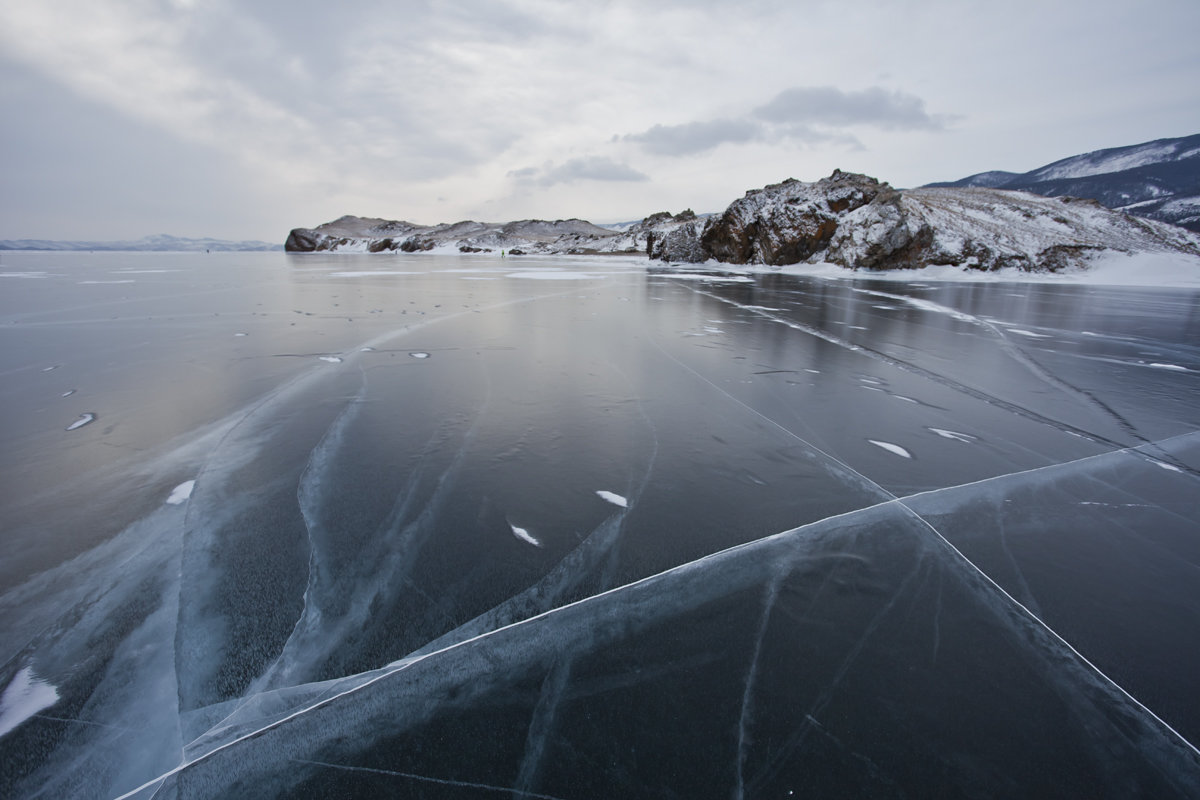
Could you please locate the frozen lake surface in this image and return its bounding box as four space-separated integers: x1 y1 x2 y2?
1 251 1199 798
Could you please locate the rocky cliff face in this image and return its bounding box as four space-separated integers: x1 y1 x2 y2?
699 171 895 265
691 171 1200 272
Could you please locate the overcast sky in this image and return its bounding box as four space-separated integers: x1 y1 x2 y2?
2 0 1198 242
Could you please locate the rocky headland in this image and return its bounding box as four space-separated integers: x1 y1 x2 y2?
286 170 1200 273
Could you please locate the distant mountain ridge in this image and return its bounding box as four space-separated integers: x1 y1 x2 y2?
926 134 1200 233
0 234 280 252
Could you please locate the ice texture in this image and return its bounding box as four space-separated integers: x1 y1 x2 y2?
4 252 1200 800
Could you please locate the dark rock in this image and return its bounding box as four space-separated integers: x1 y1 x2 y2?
647 223 706 263
284 229 321 252
399 237 436 252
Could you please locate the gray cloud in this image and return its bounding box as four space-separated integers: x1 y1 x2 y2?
622 85 948 157
509 156 649 187
621 118 763 156
753 86 945 130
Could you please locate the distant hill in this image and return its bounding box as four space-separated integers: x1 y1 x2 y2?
925 134 1200 233
0 234 280 252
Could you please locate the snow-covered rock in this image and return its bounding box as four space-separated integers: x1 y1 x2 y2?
699 171 890 265
695 170 1200 272
285 216 634 255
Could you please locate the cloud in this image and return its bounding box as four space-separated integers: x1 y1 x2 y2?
753 86 946 130
509 156 649 187
622 84 948 157
621 118 763 156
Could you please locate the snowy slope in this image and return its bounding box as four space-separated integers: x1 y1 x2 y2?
928 134 1200 233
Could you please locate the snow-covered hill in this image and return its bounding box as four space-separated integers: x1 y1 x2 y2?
927 134 1200 233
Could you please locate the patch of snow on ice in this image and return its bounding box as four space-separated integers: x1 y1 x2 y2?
1152 460 1183 473
166 480 196 505
66 413 95 431
318 356 343 363
0 667 59 738
509 523 542 547
234 332 248 337
79 280 135 284
330 271 422 277
1148 363 1189 372
506 271 600 280
1006 328 1051 339
929 428 977 443
596 490 628 508
409 352 431 359
61 390 75 397
868 439 913 459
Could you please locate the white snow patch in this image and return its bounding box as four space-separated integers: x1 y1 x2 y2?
596 490 628 508
66 413 95 431
868 439 913 459
0 667 59 738
509 523 542 547
505 271 599 280
234 332 248 337
1152 460 1184 473
409 352 431 359
330 271 422 277
1148 363 1189 372
768 252 1200 288
61 389 75 397
318 356 343 363
1006 328 1051 339
0 272 50 278
166 480 196 505
929 428 977 443
79 279 135 284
